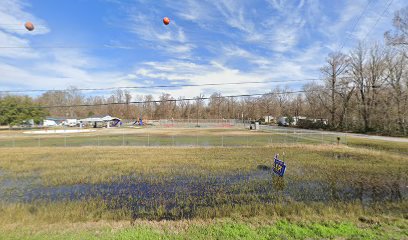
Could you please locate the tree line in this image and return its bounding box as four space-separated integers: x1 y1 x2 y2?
1 7 407 136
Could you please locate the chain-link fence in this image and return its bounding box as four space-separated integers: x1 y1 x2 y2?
0 126 347 148
155 119 238 128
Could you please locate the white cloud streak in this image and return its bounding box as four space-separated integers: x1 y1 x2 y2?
2 0 405 100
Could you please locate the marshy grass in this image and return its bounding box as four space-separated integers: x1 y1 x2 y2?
0 140 407 238
0 145 406 185
346 137 408 154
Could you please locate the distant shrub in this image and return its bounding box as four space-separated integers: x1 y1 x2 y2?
297 119 329 130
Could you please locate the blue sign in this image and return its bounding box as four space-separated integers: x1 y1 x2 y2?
273 154 286 177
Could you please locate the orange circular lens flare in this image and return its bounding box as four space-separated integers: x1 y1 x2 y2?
25 22 35 31
163 17 170 25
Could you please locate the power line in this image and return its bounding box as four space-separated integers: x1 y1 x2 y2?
339 0 374 51
337 0 394 71
0 78 322 93
0 45 138 49
362 0 394 43
0 84 363 111
0 89 310 110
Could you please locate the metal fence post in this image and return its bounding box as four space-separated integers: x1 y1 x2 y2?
38 136 41 147
344 132 347 145
64 135 67 147
122 128 125 146
296 130 299 144
222 135 224 147
172 135 175 146
147 133 150 147
12 134 15 147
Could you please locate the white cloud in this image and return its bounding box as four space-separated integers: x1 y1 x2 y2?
0 0 136 93
221 45 272 67
127 47 323 99
261 0 308 52
0 31 39 59
2 0 405 100
0 0 50 60
123 11 195 57
0 0 50 35
323 0 407 49
168 0 218 33
213 1 255 34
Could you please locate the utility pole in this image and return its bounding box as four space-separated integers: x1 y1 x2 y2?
242 112 244 128
345 106 348 145
196 96 201 127
196 101 199 127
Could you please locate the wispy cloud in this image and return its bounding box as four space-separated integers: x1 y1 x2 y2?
220 45 272 68
323 0 407 50
0 0 50 60
1 0 405 99
213 1 255 34
0 31 39 59
106 3 196 57
0 1 135 93
0 0 49 35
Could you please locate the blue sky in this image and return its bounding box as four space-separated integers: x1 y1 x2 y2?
0 0 406 98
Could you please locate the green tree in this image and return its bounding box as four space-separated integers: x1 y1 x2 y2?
287 116 294 126
0 96 46 126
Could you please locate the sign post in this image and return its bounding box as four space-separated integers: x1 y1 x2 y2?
273 154 286 177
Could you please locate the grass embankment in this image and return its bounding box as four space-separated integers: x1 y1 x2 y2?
347 137 408 155
1 216 407 239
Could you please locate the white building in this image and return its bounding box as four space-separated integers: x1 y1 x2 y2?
263 116 275 123
43 119 57 127
63 119 78 127
310 118 329 125
79 115 121 128
293 116 307 126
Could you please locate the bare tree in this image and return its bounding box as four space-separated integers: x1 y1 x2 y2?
350 43 387 132
177 97 191 119
385 6 408 46
194 94 205 124
320 52 349 128
143 95 155 120
335 76 355 130
259 93 274 118
272 86 290 117
384 49 408 134
350 44 368 131
208 92 224 119
303 83 327 120
155 93 174 119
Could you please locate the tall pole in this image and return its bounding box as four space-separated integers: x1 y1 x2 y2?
122 128 125 146
196 99 199 127
345 106 348 145
345 106 348 131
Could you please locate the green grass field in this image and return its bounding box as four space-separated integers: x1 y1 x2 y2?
346 137 408 155
3 218 408 240
0 128 349 148
0 128 407 239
